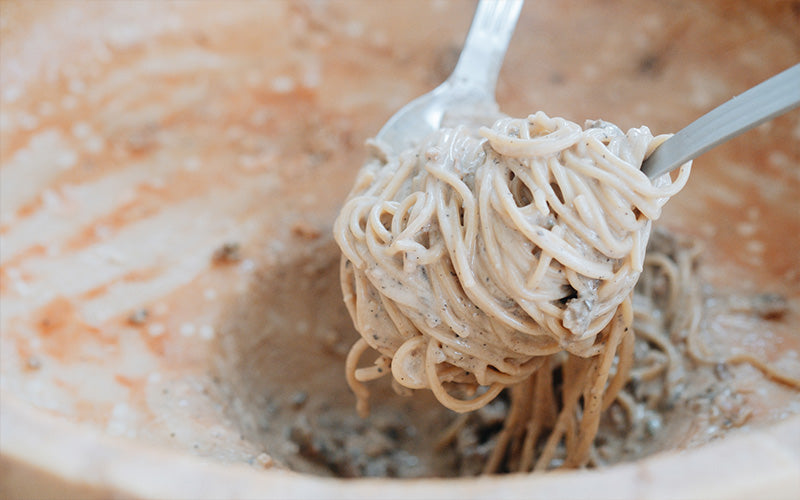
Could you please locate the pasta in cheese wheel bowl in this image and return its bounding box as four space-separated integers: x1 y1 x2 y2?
1 1 799 498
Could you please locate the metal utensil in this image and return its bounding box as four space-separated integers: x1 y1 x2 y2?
375 0 524 155
642 63 800 178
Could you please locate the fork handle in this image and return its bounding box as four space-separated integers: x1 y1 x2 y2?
448 0 524 95
642 63 800 179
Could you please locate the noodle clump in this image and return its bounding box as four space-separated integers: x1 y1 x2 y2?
334 111 691 470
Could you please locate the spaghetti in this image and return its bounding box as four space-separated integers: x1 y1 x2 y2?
334 111 692 469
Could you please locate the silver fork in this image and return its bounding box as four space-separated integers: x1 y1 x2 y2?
642 63 800 178
376 0 524 155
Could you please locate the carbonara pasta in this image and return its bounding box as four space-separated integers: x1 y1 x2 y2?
334 111 691 468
